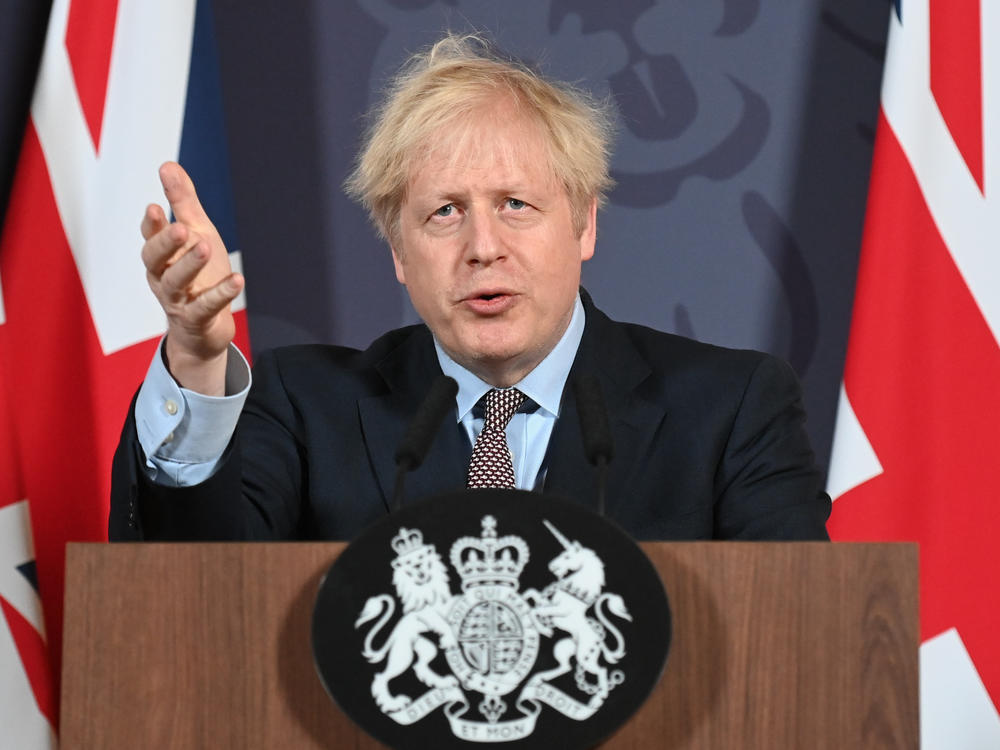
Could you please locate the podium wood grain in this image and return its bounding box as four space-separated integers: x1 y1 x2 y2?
60 542 917 749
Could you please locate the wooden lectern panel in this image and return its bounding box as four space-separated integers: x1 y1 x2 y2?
61 542 917 749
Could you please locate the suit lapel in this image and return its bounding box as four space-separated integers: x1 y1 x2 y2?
544 296 668 517
357 327 470 511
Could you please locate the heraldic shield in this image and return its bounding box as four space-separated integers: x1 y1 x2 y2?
313 490 671 749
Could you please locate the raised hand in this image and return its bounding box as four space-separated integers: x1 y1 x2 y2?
141 162 244 395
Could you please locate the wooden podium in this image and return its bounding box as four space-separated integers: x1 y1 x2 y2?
60 542 918 748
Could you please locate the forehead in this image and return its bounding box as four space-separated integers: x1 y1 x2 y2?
407 105 560 194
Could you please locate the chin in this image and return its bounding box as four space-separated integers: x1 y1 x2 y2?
466 345 524 368
472 332 531 360
448 336 528 375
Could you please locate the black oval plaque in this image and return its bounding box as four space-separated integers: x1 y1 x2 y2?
312 489 670 749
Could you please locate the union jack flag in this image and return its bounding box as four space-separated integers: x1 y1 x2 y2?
828 1 1000 746
0 1 249 743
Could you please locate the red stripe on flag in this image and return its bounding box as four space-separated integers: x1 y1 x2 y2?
65 0 120 151
929 0 984 191
233 313 251 364
829 110 1000 710
0 339 25 504
0 596 56 728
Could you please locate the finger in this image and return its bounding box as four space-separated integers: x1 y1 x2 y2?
158 241 212 302
185 273 245 325
141 222 194 277
158 161 210 226
141 203 167 241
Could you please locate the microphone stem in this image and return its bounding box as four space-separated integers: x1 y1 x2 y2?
596 455 608 516
393 463 410 512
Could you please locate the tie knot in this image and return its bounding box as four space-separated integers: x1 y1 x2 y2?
483 388 525 431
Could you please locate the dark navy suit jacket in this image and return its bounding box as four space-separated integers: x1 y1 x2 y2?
109 293 830 542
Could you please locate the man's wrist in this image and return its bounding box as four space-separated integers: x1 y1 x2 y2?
164 335 229 396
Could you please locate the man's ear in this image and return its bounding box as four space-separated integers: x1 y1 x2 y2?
579 198 597 262
391 245 406 284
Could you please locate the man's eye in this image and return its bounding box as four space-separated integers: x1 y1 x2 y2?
506 198 526 210
434 204 455 217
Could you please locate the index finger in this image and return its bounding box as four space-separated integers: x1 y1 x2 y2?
159 161 209 226
141 203 167 241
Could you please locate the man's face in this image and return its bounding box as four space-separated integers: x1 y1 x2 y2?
392 106 596 387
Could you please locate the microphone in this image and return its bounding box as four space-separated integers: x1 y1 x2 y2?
392 375 459 510
573 373 614 516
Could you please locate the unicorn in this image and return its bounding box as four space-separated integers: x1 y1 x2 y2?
523 521 632 703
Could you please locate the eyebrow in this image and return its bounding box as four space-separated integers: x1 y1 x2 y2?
422 184 538 203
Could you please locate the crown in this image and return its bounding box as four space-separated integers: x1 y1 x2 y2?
390 527 428 560
449 516 529 590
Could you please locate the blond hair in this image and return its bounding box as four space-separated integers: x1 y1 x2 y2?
345 33 615 242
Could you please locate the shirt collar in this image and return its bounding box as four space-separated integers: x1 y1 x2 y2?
434 294 586 421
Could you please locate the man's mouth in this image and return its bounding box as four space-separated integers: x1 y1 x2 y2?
461 290 518 314
463 287 514 301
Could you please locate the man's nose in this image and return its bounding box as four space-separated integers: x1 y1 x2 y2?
464 210 506 265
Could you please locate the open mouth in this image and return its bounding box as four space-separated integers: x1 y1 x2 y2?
462 291 517 314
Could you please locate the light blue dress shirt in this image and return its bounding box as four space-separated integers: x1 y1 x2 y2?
137 295 585 490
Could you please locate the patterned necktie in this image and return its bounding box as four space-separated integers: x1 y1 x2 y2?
466 388 526 489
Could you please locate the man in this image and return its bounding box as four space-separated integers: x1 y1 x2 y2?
110 34 830 541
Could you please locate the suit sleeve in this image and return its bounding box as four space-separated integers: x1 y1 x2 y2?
713 354 831 540
109 349 306 541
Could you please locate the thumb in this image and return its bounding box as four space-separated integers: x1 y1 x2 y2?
159 161 209 225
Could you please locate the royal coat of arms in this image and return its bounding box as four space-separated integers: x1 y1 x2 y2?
353 515 633 742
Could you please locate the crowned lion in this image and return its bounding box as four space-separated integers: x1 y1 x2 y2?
355 528 458 713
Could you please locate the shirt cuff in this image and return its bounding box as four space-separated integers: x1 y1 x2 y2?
135 337 251 485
